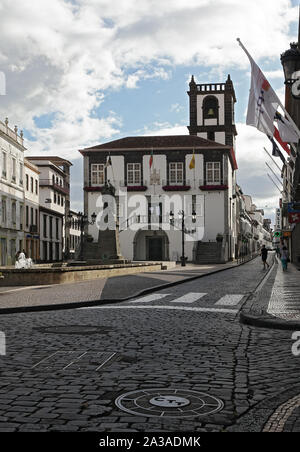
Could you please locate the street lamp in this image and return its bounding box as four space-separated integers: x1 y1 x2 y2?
68 211 96 261
169 209 196 267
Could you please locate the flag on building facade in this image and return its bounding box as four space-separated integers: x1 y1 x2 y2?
149 149 153 169
237 38 299 155
105 155 112 168
268 136 286 165
189 151 195 170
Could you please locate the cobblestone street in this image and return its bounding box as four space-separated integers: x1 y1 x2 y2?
0 257 299 432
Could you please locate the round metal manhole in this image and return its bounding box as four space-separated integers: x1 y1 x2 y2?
35 325 111 335
115 389 224 418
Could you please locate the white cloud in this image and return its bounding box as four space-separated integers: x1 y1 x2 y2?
0 0 296 216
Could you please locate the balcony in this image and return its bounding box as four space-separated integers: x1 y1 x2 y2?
39 179 69 195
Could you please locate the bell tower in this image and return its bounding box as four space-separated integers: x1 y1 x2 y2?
187 74 237 149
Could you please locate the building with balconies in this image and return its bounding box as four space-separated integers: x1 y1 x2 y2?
26 157 72 262
0 118 26 266
24 158 40 261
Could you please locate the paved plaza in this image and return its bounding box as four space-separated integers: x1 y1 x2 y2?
0 256 300 432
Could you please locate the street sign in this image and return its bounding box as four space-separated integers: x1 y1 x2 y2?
283 231 292 238
273 231 281 237
288 212 300 224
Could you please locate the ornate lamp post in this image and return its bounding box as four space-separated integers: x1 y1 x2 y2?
67 211 96 261
169 209 196 267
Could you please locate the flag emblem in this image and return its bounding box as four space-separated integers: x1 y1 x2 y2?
189 152 195 170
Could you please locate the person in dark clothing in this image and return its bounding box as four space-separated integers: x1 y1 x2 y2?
261 245 269 270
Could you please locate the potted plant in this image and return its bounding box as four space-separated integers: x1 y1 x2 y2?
216 233 223 242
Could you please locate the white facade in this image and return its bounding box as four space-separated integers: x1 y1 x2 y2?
24 159 40 260
82 136 237 263
0 119 25 266
27 158 67 262
69 210 81 257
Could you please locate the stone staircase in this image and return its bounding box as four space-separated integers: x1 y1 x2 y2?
195 241 225 264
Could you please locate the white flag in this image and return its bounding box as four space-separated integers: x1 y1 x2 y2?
238 38 300 148
275 111 299 143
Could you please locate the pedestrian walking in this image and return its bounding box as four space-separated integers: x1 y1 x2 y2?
261 245 269 270
281 246 289 271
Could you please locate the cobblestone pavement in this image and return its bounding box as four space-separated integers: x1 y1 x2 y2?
0 257 299 432
267 258 300 321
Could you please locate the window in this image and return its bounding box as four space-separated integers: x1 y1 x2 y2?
26 205 29 227
54 193 57 204
20 205 23 230
2 152 7 178
49 217 53 238
12 202 16 224
30 177 34 192
43 214 47 238
12 158 16 182
127 163 141 185
169 162 184 185
19 163 23 186
30 207 34 226
207 131 215 141
1 199 6 224
35 209 38 226
56 218 59 239
26 174 29 191
91 164 105 186
206 162 221 184
35 179 38 194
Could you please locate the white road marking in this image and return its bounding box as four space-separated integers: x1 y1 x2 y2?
82 305 238 314
129 293 171 303
215 294 244 306
170 293 207 303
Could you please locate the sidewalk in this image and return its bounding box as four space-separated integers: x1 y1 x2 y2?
0 258 253 314
240 257 300 330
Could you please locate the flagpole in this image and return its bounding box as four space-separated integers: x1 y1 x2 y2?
264 147 294 193
267 173 282 193
263 147 284 172
237 38 300 140
193 149 196 189
265 162 282 186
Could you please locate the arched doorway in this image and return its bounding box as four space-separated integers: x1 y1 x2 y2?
133 229 170 261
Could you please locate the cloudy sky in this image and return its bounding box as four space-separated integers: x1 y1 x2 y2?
0 0 299 224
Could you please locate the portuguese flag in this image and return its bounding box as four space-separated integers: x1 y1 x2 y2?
149 149 153 169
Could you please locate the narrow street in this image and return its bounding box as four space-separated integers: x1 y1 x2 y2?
0 257 299 432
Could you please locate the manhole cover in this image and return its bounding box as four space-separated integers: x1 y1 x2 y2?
35 326 111 335
115 389 224 418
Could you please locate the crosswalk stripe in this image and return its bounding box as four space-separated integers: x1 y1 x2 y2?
129 293 170 303
169 293 207 303
215 295 244 306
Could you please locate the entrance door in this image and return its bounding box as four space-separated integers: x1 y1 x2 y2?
148 237 163 260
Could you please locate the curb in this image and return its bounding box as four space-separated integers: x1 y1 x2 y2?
227 384 300 432
0 255 258 315
240 311 300 331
